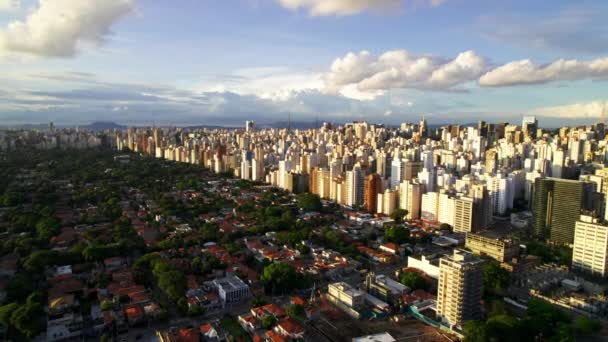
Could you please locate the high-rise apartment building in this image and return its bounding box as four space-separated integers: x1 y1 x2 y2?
437 250 484 328
572 215 608 277
399 181 422 219
453 197 476 233
364 173 383 213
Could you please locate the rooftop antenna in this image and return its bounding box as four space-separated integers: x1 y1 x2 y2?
601 101 607 125
288 112 292 133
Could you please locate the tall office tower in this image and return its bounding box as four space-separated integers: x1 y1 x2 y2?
421 191 439 221
245 120 255 132
572 215 608 277
153 128 162 148
399 181 422 219
478 120 487 137
364 174 383 213
552 149 565 178
569 139 583 164
421 150 434 170
522 115 538 139
390 159 404 189
345 166 364 207
438 192 455 227
533 178 584 244
471 184 492 228
404 160 423 181
419 116 428 138
437 250 484 328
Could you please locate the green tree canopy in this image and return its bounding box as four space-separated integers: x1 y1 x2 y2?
398 271 429 291
261 262 311 295
261 315 277 330
287 304 306 320
483 261 510 296
384 225 409 244
390 209 408 223
296 193 322 211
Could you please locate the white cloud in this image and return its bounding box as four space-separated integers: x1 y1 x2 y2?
530 100 606 119
323 49 486 99
275 0 444 16
479 57 608 87
276 0 399 16
193 67 324 101
0 0 133 58
0 0 19 11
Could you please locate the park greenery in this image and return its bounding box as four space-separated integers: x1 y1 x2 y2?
261 262 312 295
464 298 601 342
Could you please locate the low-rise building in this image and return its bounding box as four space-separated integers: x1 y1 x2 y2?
213 274 250 304
465 232 520 263
327 282 365 310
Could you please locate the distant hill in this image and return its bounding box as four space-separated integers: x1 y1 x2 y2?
80 121 126 130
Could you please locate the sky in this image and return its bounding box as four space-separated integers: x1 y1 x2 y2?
0 0 607 127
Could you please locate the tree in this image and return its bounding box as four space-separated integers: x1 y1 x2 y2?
485 314 518 341
573 317 601 336
463 320 487 342
384 226 409 244
188 305 205 317
390 209 408 223
6 273 35 302
35 216 61 240
23 250 59 273
251 296 269 308
398 271 429 291
10 295 45 339
483 261 510 296
100 301 113 311
261 315 277 330
296 193 322 211
0 303 18 326
439 223 452 231
287 304 306 320
261 262 310 295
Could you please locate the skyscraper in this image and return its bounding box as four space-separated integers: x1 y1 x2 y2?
437 250 484 328
572 215 608 277
399 181 422 219
364 173 383 213
532 178 584 244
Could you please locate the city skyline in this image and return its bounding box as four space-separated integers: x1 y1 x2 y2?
1 0 607 126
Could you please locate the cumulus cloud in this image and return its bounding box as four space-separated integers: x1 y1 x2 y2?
194 67 324 101
530 100 606 119
323 49 486 99
0 0 133 58
0 0 19 11
275 0 443 16
479 57 608 87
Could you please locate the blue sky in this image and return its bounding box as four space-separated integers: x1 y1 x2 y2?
0 0 607 126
